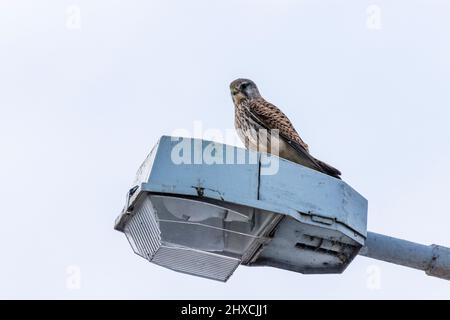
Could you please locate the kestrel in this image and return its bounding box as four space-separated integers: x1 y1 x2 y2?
230 78 341 179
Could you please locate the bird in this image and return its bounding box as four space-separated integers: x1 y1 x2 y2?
230 78 341 179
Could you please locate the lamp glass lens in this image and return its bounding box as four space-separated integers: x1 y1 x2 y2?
149 195 280 259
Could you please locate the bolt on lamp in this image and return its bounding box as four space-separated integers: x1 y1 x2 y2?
114 136 450 282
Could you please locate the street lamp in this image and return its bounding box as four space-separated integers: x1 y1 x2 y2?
114 136 450 282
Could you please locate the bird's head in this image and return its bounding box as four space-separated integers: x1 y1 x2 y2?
230 78 261 104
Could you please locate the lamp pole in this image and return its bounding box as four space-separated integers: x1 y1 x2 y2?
359 231 450 281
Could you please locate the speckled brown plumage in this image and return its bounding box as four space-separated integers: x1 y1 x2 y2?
247 98 309 151
230 78 341 179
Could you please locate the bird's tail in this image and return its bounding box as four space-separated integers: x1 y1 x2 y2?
314 158 342 179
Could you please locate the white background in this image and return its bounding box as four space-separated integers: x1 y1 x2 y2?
1 1 450 298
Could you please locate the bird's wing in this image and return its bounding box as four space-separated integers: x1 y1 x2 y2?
248 98 310 151
246 98 341 178
313 158 341 178
245 99 322 167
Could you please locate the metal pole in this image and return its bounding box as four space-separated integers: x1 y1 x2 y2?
358 231 450 281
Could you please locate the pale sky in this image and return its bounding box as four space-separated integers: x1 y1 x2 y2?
1 0 450 299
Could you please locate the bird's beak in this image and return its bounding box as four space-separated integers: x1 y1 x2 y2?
231 88 239 95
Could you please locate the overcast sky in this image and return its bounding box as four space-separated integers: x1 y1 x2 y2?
1 0 450 299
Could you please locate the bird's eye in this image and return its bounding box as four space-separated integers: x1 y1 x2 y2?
240 82 249 90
